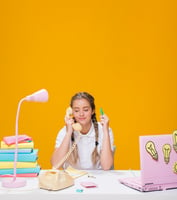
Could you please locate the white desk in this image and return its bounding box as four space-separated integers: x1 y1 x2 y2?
0 170 177 200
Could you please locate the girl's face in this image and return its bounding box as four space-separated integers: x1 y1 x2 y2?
72 98 94 127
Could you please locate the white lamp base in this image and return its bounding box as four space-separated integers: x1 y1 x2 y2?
2 178 26 188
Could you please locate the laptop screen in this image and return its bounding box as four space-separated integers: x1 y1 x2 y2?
140 134 177 185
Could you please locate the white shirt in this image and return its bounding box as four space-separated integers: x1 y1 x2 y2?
55 122 114 170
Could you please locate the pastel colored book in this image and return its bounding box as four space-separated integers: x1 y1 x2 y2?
0 173 38 177
65 165 88 179
0 149 38 162
0 165 40 175
0 148 33 154
3 135 32 145
0 141 34 149
0 161 38 169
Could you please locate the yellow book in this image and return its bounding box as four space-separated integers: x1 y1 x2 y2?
0 141 34 149
65 165 88 179
0 161 37 169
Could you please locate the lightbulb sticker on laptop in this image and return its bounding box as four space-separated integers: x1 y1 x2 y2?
162 144 171 164
145 141 158 161
172 130 177 153
173 162 177 174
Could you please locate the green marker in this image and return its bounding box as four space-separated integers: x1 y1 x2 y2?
100 108 104 115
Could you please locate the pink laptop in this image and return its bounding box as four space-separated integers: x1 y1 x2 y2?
119 133 177 192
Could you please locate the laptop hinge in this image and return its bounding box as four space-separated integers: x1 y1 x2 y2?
145 183 153 185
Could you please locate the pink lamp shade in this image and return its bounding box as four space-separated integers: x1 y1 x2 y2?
25 89 48 102
1 89 48 188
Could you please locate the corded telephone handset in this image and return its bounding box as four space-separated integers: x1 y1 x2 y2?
52 107 82 169
66 106 82 132
39 107 82 191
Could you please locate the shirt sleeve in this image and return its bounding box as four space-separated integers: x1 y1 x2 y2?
55 126 67 148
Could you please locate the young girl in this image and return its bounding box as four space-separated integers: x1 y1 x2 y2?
51 92 114 170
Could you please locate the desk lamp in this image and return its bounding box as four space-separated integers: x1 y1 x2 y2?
2 89 48 188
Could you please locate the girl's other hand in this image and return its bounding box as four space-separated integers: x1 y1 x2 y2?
100 114 109 129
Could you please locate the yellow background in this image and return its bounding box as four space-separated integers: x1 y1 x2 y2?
0 0 176 170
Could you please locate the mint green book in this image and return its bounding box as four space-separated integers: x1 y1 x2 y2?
0 149 38 162
0 165 40 175
0 148 33 154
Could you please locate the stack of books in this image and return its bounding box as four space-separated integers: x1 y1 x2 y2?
0 135 40 177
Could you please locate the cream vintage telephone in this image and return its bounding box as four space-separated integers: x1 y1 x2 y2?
39 107 82 191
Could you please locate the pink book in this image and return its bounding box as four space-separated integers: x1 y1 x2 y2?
3 135 32 145
0 173 38 177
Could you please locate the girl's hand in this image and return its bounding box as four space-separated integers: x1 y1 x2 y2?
64 115 74 134
100 114 109 130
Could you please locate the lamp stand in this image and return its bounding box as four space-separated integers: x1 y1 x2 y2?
2 98 27 188
1 89 48 188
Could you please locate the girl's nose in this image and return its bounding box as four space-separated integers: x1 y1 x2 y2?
79 111 84 116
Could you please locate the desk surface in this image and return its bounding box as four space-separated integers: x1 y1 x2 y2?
0 170 177 200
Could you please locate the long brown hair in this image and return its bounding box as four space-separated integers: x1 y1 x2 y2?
68 92 100 166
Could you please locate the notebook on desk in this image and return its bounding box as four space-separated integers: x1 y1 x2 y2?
119 133 177 192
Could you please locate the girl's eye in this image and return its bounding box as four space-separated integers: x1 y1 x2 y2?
73 108 89 113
